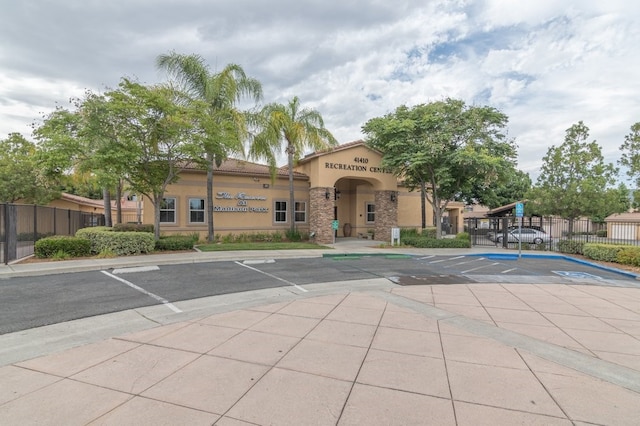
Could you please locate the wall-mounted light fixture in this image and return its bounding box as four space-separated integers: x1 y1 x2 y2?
335 189 341 200
325 190 331 200
390 193 397 202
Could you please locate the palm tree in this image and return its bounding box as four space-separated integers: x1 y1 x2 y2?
252 97 338 234
156 52 263 242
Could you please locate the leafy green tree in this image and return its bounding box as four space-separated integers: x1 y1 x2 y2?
33 92 126 226
462 167 531 209
619 122 640 187
0 133 58 203
529 121 619 232
156 52 263 242
363 98 517 238
252 96 338 233
105 78 209 239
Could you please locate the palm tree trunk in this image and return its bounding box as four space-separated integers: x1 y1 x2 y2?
103 188 112 227
207 152 215 243
115 181 122 224
420 180 427 229
288 146 295 234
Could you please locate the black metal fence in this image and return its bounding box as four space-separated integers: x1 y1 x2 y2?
464 216 637 250
1 204 105 264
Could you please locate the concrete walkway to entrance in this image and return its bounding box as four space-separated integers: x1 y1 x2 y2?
1 239 640 424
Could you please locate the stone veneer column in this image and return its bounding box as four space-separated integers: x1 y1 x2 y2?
374 190 398 242
309 187 335 244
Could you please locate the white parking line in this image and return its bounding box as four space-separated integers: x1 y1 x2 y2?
501 268 517 274
461 262 500 274
429 255 464 264
100 270 182 313
234 261 308 293
444 258 484 268
112 266 160 274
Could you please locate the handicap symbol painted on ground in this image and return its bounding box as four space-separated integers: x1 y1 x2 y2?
552 271 602 280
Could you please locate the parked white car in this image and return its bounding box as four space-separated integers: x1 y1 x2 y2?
495 228 551 244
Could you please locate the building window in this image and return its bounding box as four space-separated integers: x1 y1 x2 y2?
160 197 176 223
366 202 375 223
189 198 205 223
294 201 306 223
275 201 287 223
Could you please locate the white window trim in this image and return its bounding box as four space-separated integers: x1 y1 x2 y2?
294 201 307 223
160 197 177 224
365 202 375 224
188 198 205 224
274 200 288 223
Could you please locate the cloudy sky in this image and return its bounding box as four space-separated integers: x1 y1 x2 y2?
1 0 639 182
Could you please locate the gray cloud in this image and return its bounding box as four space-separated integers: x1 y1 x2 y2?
1 0 639 182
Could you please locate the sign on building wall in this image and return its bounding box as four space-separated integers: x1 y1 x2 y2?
214 192 269 213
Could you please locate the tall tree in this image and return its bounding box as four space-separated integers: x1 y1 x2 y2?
252 96 338 233
363 98 516 238
0 133 58 203
105 78 207 239
462 167 532 209
529 121 618 233
34 92 129 226
156 52 263 242
619 122 640 186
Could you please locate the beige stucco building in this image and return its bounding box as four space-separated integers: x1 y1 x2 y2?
142 141 464 244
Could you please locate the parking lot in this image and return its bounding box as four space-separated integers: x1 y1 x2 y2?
1 253 638 335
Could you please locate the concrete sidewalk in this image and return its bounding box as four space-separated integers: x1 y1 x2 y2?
1 241 640 424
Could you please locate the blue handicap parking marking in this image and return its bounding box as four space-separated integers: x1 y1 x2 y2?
552 271 602 280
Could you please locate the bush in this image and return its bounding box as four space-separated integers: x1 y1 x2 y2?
34 236 92 258
285 228 302 242
76 227 154 255
155 235 197 251
421 227 437 239
455 232 470 241
616 247 640 267
400 228 420 238
557 240 585 255
113 223 154 233
582 243 628 262
402 235 471 248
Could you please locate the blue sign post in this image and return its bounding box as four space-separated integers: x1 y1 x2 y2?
515 202 524 258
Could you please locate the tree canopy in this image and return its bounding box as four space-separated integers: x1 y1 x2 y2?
362 98 517 237
156 52 263 241
528 121 620 223
0 133 58 203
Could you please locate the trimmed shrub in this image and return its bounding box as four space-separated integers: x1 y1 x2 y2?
113 223 154 233
402 235 471 248
34 236 92 258
557 240 585 255
155 235 197 251
582 243 628 262
400 228 420 238
76 226 154 255
616 247 640 267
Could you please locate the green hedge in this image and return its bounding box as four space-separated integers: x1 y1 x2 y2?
402 236 471 248
582 243 628 262
113 223 154 233
75 227 155 255
155 235 197 251
616 247 640 267
557 240 585 255
34 236 92 258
